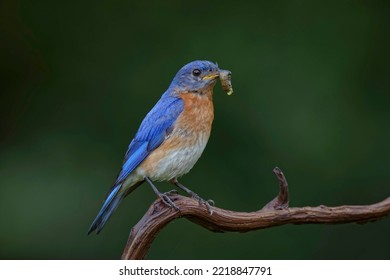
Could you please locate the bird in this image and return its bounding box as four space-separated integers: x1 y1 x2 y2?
88 60 228 234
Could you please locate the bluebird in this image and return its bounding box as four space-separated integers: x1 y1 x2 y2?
88 60 231 234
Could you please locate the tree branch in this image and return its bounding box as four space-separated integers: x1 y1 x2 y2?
121 167 390 260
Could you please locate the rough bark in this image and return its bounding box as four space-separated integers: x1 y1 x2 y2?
121 167 390 259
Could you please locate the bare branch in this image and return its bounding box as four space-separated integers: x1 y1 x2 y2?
121 167 390 260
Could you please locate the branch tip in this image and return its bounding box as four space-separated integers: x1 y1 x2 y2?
262 167 289 210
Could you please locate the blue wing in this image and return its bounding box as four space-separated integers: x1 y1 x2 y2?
88 95 184 234
114 95 184 185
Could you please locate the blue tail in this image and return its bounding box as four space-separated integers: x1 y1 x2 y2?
88 184 123 235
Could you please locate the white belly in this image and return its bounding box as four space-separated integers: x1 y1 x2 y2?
138 132 209 181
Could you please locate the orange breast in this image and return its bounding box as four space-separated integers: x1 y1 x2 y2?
175 92 214 136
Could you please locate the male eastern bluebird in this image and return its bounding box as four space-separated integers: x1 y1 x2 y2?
88 60 231 234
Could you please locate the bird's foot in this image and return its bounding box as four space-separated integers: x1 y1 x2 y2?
207 199 215 206
169 179 214 214
190 193 214 215
158 192 179 211
203 199 214 215
145 177 179 211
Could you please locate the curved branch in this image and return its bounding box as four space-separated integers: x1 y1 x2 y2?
121 167 390 259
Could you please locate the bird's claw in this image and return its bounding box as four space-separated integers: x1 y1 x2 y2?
203 200 214 215
170 180 214 215
159 193 179 211
193 195 214 215
207 199 215 206
190 193 201 202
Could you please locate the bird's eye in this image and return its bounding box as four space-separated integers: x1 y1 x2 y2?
192 69 201 76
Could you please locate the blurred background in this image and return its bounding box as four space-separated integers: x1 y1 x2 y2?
1 0 389 259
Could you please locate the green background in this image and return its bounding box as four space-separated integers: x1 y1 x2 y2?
1 0 389 259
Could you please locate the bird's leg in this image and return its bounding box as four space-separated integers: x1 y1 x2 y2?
170 178 214 214
171 179 201 200
145 177 179 211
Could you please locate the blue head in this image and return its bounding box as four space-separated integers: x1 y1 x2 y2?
168 60 220 93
